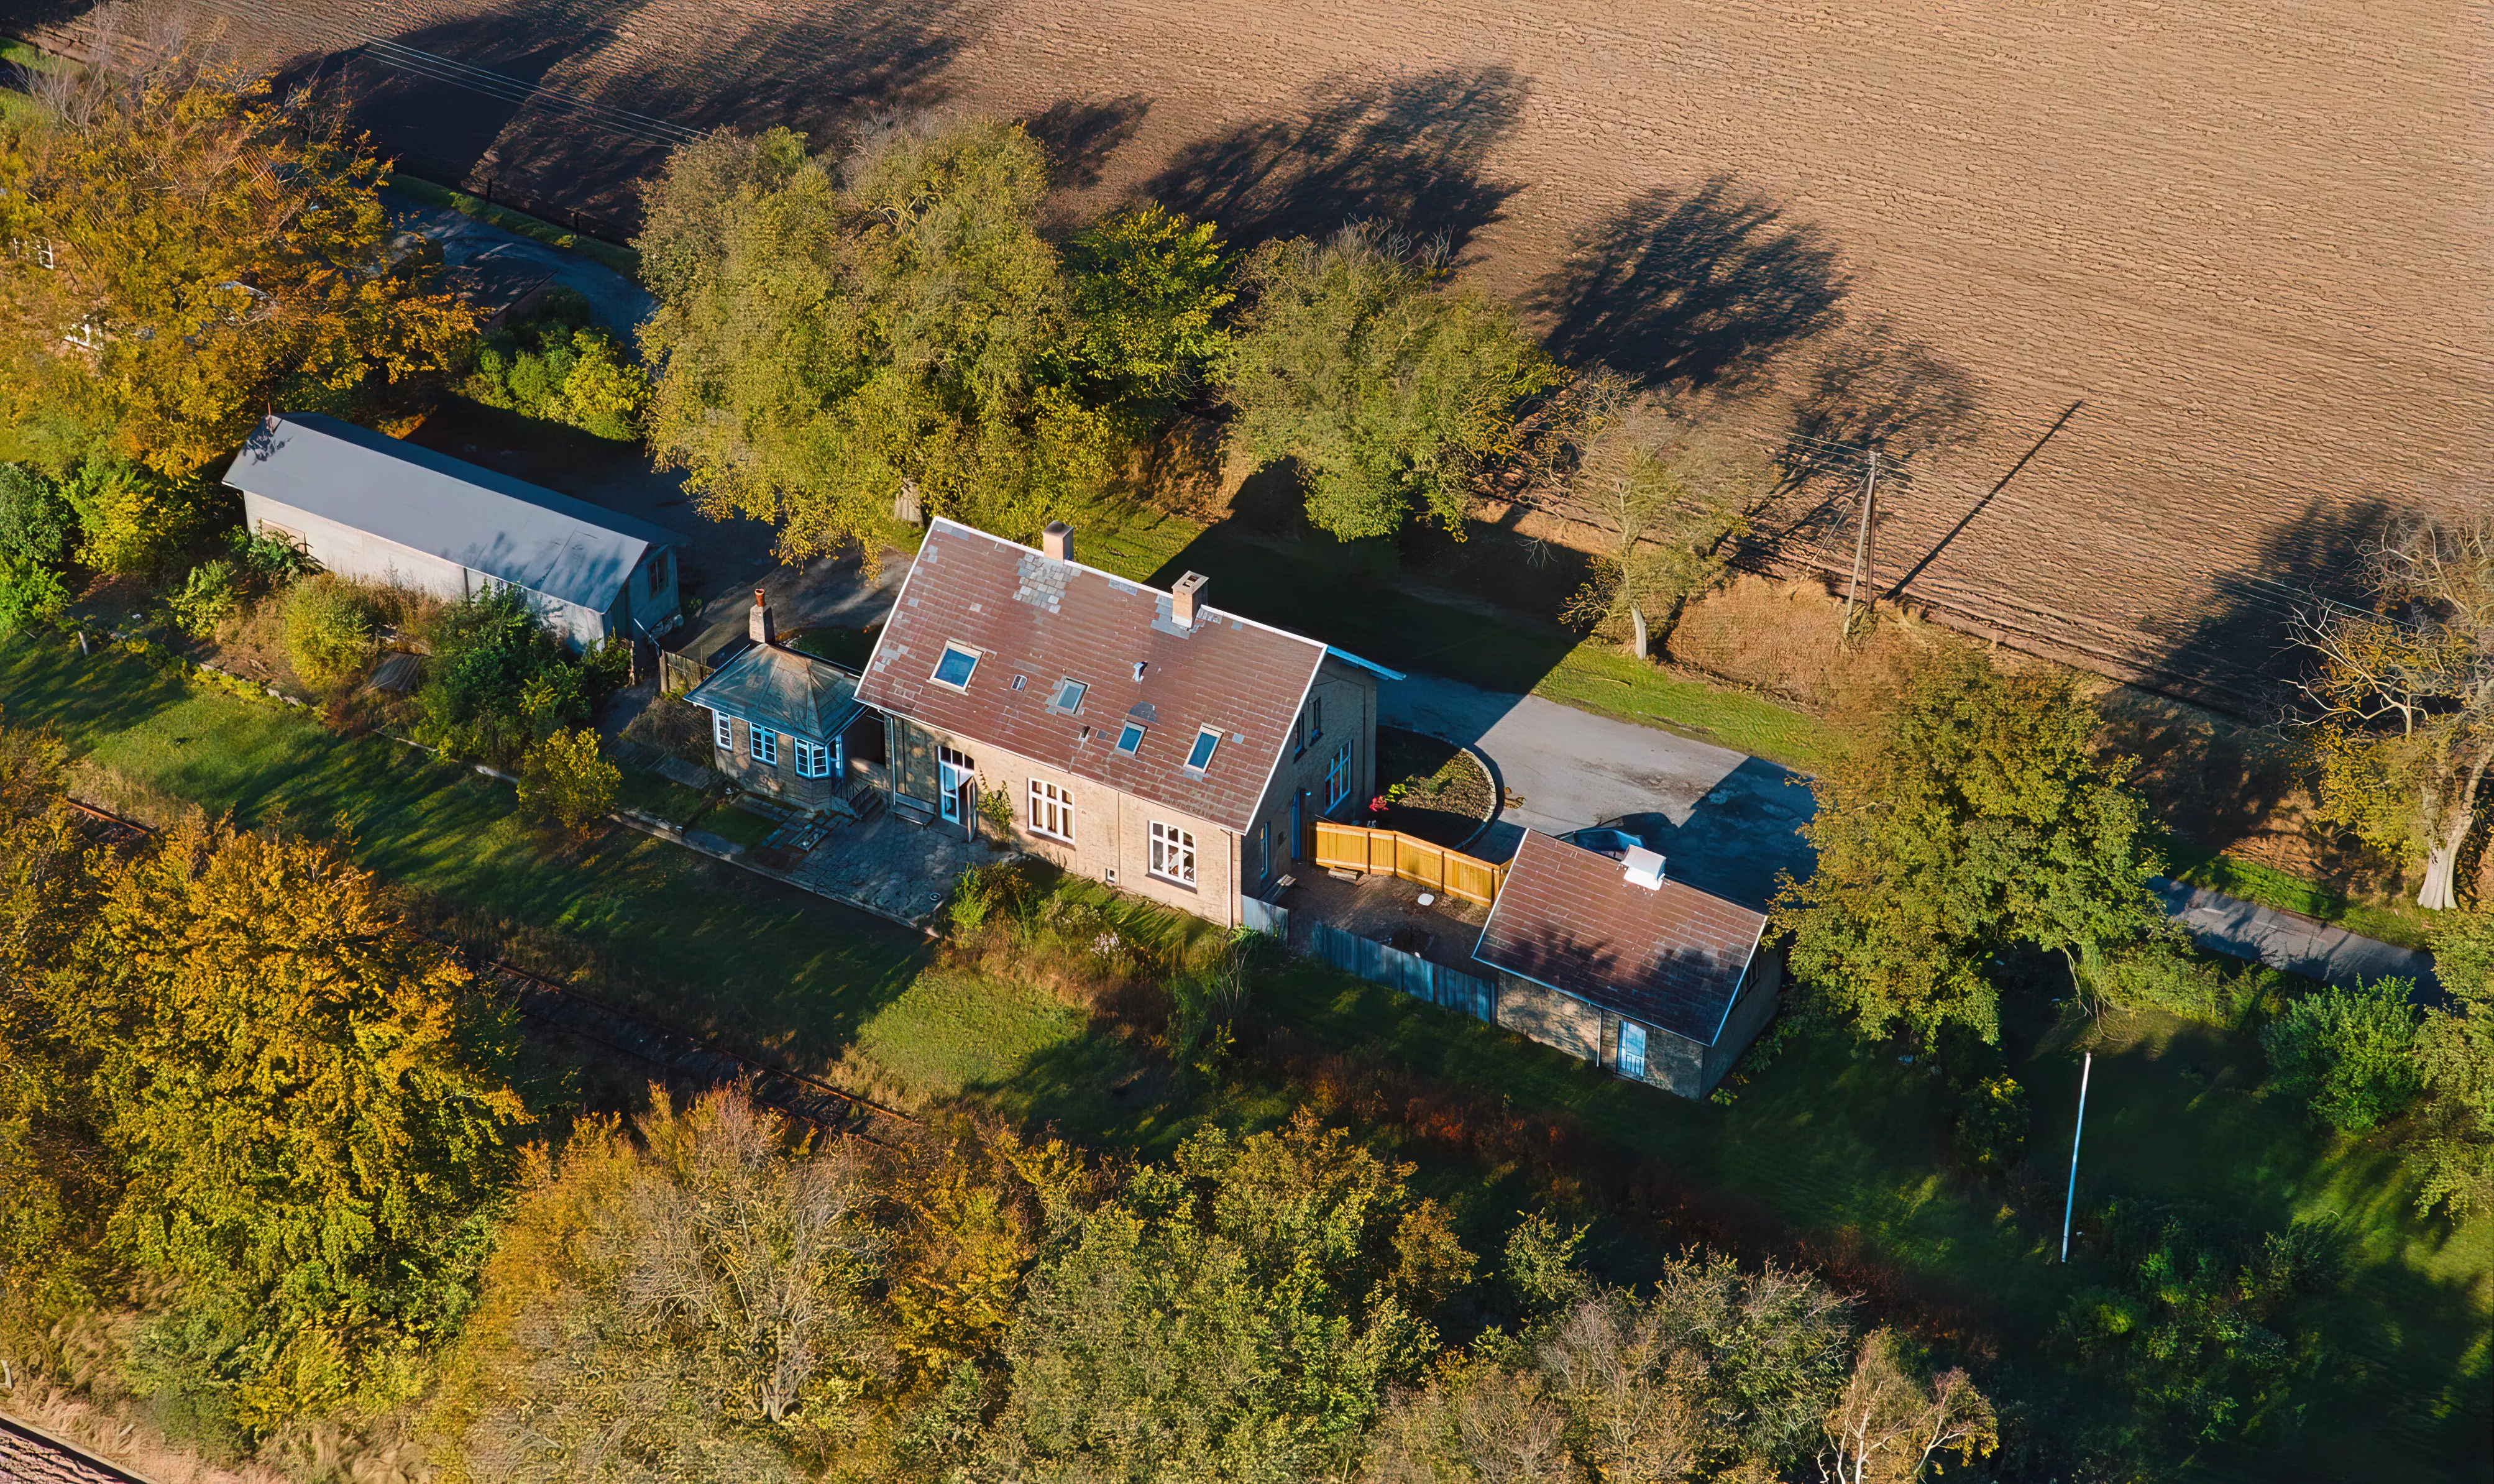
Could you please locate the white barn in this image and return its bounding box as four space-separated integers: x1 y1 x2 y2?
219 414 682 652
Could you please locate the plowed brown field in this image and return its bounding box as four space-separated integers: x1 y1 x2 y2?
32 0 2493 708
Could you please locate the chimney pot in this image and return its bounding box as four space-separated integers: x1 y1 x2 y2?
1171 571 1210 628
750 587 775 646
1042 520 1072 562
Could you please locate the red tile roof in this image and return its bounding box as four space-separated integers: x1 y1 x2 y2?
855 520 1327 832
1473 830 1767 1043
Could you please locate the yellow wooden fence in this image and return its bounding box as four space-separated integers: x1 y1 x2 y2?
1311 820 1508 907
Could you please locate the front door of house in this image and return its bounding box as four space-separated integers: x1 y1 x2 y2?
938 746 974 831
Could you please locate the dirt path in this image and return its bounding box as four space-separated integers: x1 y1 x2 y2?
43 0 2490 708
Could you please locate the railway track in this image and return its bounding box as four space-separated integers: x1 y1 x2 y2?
59 798 914 1143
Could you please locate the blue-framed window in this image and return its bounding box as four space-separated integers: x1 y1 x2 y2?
931 643 979 690
751 726 778 766
796 740 830 778
712 711 733 751
1116 721 1146 754
1185 728 1220 772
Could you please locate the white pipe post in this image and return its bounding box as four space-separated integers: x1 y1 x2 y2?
2060 1051 2093 1263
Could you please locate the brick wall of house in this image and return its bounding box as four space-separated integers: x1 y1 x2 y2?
1244 657 1378 891
710 716 838 812
1700 951 1785 1095
1493 973 1602 1063
904 726 1241 928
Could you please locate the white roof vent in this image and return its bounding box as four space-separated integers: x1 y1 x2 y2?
1621 846 1667 891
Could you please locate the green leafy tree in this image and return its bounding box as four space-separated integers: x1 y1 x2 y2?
0 464 73 636
991 1108 1471 1479
639 121 1117 565
518 726 620 833
80 816 528 1433
0 39 472 479
2260 979 2424 1135
1220 223 1556 539
2411 912 2494 1216
1062 204 1235 411
1774 647 2167 1041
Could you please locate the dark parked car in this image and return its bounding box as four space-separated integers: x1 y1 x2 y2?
1561 827 1646 859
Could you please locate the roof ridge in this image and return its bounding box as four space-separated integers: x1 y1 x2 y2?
924 518 1327 657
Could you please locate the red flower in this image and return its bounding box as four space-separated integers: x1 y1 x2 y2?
1368 795 1388 814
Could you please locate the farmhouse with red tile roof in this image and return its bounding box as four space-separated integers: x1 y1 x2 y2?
856 519 1398 927
1474 830 1781 1098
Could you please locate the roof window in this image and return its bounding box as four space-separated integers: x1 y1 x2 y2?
1116 721 1146 754
931 643 979 690
1184 727 1221 772
1051 677 1088 713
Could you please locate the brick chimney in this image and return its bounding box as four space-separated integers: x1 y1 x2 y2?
1042 520 1072 562
1171 571 1209 628
749 587 774 645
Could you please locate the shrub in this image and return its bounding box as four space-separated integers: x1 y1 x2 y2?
229 526 312 585
464 290 650 441
2260 978 2425 1135
0 463 75 638
282 575 377 685
2098 939 2283 1028
61 454 216 576
518 727 619 833
411 585 589 769
1953 1074 2030 1174
163 557 241 638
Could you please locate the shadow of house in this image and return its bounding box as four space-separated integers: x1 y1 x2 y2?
1025 94 1153 192
1528 175 1850 392
1589 754 1816 914
1140 65 1528 254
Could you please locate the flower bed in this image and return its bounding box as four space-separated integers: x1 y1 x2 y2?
1368 726 1495 848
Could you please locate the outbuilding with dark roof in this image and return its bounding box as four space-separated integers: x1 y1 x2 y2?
1474 830 1781 1099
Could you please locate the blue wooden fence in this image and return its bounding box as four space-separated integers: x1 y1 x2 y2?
1306 920 1496 1023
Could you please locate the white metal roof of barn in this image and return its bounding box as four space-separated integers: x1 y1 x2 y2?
220 413 679 613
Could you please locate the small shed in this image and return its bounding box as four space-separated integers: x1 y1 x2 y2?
684 595 871 812
219 413 681 652
1472 830 1780 1099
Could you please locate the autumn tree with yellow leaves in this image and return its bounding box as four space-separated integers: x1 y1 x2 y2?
0 22 472 490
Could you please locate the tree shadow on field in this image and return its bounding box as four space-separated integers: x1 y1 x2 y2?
2134 495 2391 721
1140 66 1529 253
1025 94 1153 191
1528 175 1849 392
298 0 980 229
1781 321 1987 476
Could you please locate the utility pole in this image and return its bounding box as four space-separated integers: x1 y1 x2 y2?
1841 448 1879 632
2060 1051 2093 1263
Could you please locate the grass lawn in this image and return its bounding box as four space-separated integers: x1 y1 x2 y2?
6 633 2483 1478
2171 847 2438 954
700 800 782 849
1080 507 1833 770
614 769 708 825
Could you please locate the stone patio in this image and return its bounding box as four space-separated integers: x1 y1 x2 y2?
769 804 1001 926
1276 867 1490 973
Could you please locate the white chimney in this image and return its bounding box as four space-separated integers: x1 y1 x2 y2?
749 587 774 645
1171 571 1209 628
1621 846 1666 891
1042 520 1072 562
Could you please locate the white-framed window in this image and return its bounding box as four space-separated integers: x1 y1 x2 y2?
931 643 980 690
1148 821 1196 886
1185 728 1221 772
751 726 778 766
1050 677 1088 713
1618 1020 1648 1080
796 740 830 778
1116 721 1146 754
1029 779 1075 843
1327 738 1354 809
713 711 734 751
